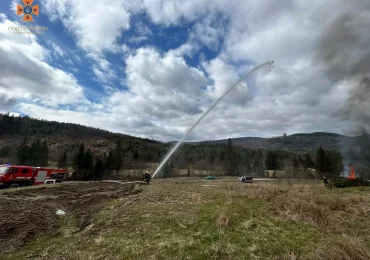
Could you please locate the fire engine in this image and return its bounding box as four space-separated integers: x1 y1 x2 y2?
0 164 67 188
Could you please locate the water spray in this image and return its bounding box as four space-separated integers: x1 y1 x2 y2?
152 60 274 178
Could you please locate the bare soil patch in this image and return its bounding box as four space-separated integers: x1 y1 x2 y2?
0 182 141 254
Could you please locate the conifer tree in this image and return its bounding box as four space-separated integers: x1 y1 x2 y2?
41 140 49 166
84 149 94 180
94 156 105 180
58 150 68 168
292 157 299 168
265 151 279 170
303 154 315 169
316 146 326 174
224 138 239 175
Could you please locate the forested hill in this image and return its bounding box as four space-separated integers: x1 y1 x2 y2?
0 113 350 159
192 132 350 153
0 112 355 174
0 113 156 143
2 113 367 178
1 113 349 152
0 113 165 166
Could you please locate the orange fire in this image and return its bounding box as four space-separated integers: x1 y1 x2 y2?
348 166 355 180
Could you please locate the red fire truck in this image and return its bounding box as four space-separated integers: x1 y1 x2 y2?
0 164 67 188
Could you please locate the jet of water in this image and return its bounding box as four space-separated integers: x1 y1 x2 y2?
152 60 274 178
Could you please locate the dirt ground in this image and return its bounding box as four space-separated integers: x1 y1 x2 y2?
0 181 142 254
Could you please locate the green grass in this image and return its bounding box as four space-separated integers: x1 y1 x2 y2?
3 180 370 260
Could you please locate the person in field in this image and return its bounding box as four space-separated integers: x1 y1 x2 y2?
142 171 151 184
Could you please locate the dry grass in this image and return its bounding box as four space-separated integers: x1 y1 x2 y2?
3 179 370 260
216 212 230 229
312 235 370 260
274 251 299 260
219 181 370 233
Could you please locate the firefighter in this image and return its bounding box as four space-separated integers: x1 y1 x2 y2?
142 171 151 184
322 176 329 185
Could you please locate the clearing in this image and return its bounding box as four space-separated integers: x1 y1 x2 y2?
1 178 370 260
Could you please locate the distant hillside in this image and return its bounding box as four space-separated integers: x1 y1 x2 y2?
0 113 165 166
0 113 156 143
192 132 351 153
1 113 350 153
189 137 263 145
0 113 357 177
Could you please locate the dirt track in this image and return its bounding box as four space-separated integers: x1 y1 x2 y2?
0 182 142 254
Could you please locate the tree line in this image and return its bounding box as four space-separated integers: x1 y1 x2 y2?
158 139 344 178
264 145 343 177
10 136 345 180
51 138 268 180
0 111 355 179
59 140 126 181
16 137 49 166
315 146 343 177
0 113 156 143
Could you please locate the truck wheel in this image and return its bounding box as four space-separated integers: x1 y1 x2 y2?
9 183 20 188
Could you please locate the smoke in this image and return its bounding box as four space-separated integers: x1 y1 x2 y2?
340 78 370 124
318 9 370 126
339 129 370 179
318 9 370 128
317 4 370 178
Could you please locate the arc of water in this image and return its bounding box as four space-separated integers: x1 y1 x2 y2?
152 60 274 178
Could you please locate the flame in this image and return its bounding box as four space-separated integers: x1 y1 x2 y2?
348 166 355 180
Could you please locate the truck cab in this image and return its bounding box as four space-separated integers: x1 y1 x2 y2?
0 165 34 188
0 164 67 188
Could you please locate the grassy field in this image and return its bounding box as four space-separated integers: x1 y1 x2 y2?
3 178 370 260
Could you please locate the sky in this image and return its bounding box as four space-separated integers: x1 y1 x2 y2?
0 0 369 141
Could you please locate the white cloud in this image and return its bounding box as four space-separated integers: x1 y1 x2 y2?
86 52 117 85
42 0 131 54
109 47 209 119
47 40 66 58
0 13 6 21
140 0 218 26
15 47 210 141
0 16 86 109
167 42 200 58
133 0 370 137
121 44 130 53
42 0 132 86
202 58 250 106
127 35 148 44
189 14 227 51
125 48 207 95
135 20 153 36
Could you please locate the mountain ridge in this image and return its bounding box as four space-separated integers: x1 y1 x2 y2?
0 113 353 167
169 132 351 153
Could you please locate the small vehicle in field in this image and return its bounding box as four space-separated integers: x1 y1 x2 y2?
0 164 67 188
239 176 253 183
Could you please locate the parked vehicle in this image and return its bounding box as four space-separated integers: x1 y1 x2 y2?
239 176 253 183
0 164 67 188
